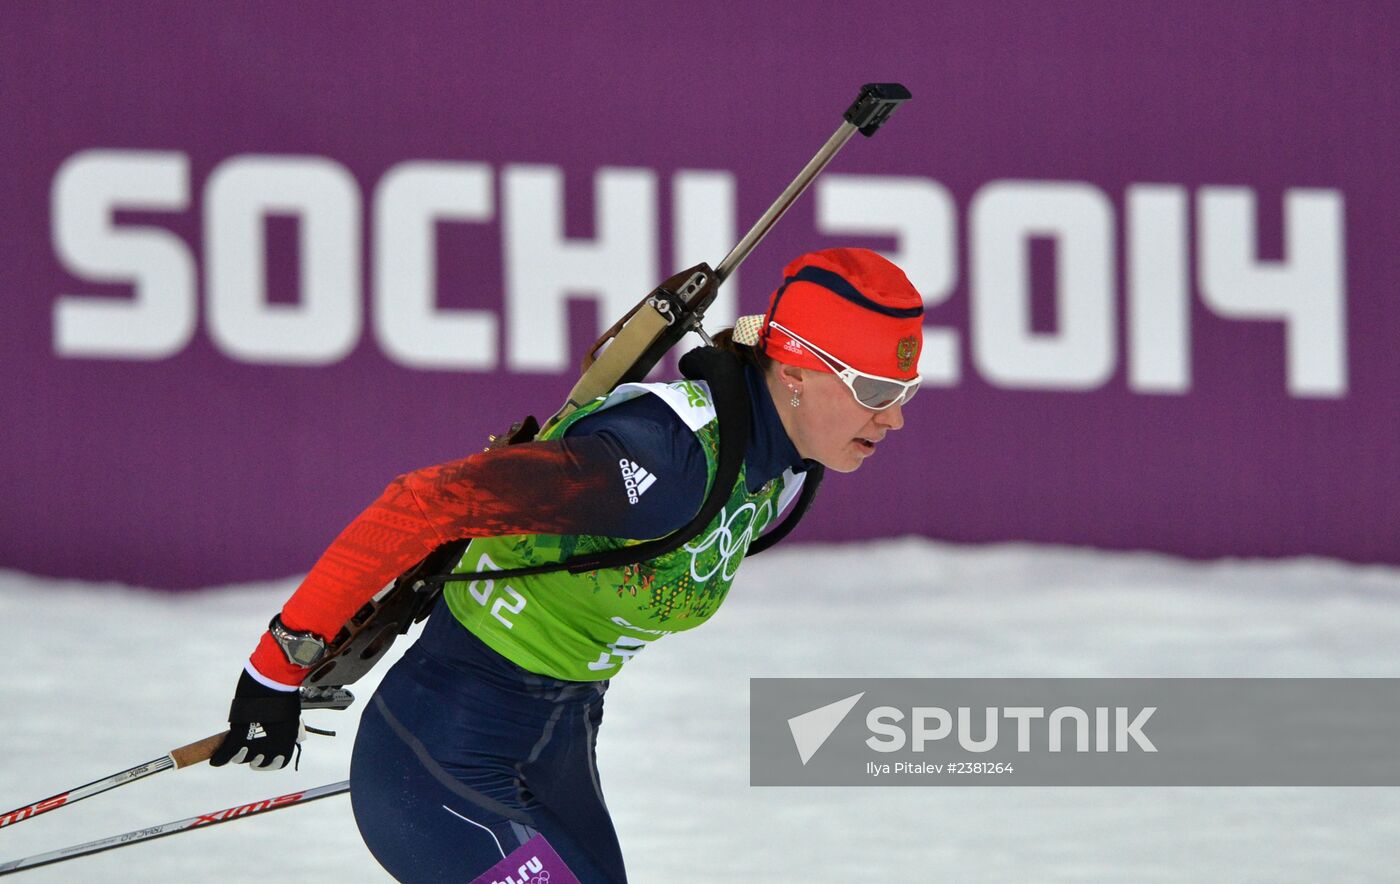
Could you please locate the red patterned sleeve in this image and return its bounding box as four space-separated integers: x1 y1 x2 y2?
247 437 619 686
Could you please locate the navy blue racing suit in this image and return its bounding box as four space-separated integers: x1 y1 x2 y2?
349 366 806 882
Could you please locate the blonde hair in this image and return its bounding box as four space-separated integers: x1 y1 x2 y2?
709 327 773 372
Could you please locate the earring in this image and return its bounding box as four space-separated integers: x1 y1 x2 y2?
788 386 801 407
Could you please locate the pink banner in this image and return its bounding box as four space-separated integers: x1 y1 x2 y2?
2 2 1397 586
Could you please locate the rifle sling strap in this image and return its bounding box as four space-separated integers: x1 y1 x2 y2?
745 461 823 556
303 350 822 689
418 347 816 587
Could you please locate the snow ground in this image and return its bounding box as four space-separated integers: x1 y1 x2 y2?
3 538 1400 882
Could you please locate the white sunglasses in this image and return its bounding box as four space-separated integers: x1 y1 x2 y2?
767 321 921 411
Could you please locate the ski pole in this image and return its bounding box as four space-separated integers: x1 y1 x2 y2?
0 686 353 831
0 780 349 877
0 732 226 832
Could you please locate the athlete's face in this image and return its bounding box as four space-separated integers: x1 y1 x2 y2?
769 364 907 474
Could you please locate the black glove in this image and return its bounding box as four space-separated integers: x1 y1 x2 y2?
209 670 305 771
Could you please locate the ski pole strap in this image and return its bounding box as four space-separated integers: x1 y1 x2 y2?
228 696 301 722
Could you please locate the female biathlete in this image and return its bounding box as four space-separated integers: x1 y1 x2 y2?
209 247 924 882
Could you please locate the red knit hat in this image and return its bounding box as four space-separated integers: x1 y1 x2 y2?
733 248 923 379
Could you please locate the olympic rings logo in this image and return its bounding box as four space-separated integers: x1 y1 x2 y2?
683 499 774 583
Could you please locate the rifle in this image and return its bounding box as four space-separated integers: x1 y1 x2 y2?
301 83 912 693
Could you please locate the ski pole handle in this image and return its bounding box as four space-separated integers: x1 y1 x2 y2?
169 731 230 769
0 687 352 832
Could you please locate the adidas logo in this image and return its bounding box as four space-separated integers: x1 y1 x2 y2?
618 459 657 505
246 723 268 741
